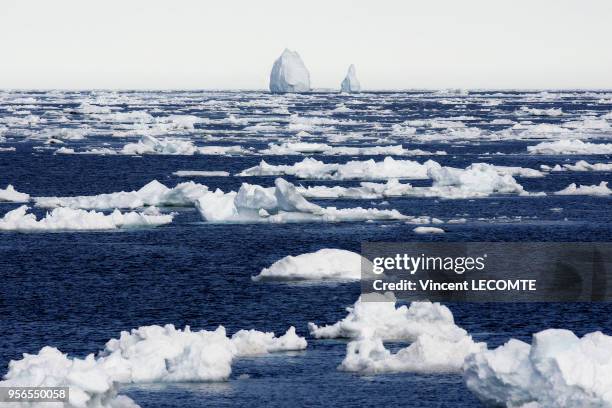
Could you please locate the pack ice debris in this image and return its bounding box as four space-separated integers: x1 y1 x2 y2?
0 185 30 202
195 178 409 223
413 226 445 234
0 206 173 231
527 139 612 155
1 324 306 407
554 181 611 196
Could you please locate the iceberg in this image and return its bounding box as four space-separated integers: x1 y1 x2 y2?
194 178 409 223
1 324 306 408
269 49 311 93
251 248 364 282
463 329 612 407
0 185 30 203
340 64 361 93
0 205 173 231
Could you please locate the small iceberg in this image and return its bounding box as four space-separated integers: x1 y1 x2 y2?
340 64 361 93
269 49 311 93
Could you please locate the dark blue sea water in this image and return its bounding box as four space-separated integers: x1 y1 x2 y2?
0 90 611 407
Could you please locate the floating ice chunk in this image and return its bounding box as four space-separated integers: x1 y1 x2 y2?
541 160 612 172
0 205 173 231
195 178 408 223
308 294 469 341
517 106 563 116
35 180 209 209
269 49 311 93
463 329 612 407
413 226 445 234
239 157 443 180
0 346 137 408
527 139 612 155
259 142 445 156
340 333 485 374
0 185 30 202
230 326 307 356
1 324 306 407
340 64 361 93
121 135 199 155
120 135 249 156
298 163 532 200
252 248 363 282
173 171 230 177
554 181 611 196
0 147 16 152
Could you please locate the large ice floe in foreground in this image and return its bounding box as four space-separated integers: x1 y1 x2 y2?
0 205 173 231
252 248 363 282
195 178 408 223
541 160 612 172
340 64 361 93
463 329 612 407
269 49 311 93
0 185 30 202
527 139 612 155
309 294 485 374
0 324 306 408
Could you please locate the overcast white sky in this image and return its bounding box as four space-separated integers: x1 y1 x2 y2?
1 0 611 90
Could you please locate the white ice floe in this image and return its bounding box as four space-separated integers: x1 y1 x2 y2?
1 324 306 407
339 332 485 374
527 139 612 155
413 226 445 234
173 170 231 177
541 160 612 172
120 135 249 156
269 49 311 93
259 142 445 156
239 157 443 180
195 178 408 223
463 329 612 407
311 294 485 374
298 164 533 200
340 64 361 93
308 294 469 341
35 180 209 209
252 248 363 282
517 106 563 117
0 346 138 408
0 185 30 202
0 205 173 231
554 181 611 196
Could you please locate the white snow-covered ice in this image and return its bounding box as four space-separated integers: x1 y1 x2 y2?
252 248 364 282
0 185 30 202
0 205 173 231
464 329 612 407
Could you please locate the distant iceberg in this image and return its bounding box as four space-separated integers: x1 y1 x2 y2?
340 64 361 93
269 49 311 93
